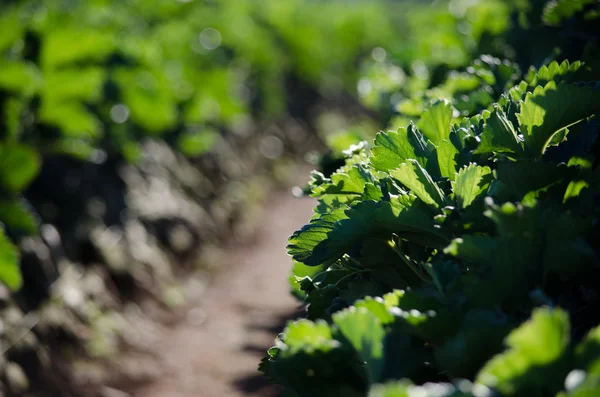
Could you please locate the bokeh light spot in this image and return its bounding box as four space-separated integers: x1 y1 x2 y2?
371 47 386 62
199 28 222 50
259 135 283 160
357 79 372 97
110 104 130 124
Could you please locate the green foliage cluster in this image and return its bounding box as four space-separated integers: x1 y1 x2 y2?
356 0 600 131
262 1 600 396
0 0 495 292
0 0 534 292
0 0 400 160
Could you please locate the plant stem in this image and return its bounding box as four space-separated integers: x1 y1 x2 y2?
311 269 351 285
334 270 372 288
391 242 432 285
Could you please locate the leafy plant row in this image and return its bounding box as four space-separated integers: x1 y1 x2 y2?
0 1 528 394
262 1 600 396
0 0 511 293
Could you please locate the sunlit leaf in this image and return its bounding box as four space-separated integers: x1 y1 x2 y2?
0 229 21 290
452 164 492 208
0 144 41 193
417 99 453 146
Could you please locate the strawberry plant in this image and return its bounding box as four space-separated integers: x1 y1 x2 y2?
262 1 600 396
264 68 600 397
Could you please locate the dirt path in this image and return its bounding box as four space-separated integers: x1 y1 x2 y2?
132 186 315 397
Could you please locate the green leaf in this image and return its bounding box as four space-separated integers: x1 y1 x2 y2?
354 296 396 325
452 164 492 208
417 99 453 146
0 61 41 95
115 68 178 133
376 195 450 248
0 144 41 193
289 260 325 299
177 129 220 157
517 81 600 157
575 326 600 373
368 381 412 397
542 212 594 279
280 319 338 354
0 229 21 290
325 131 366 155
444 235 499 267
359 239 422 287
307 284 340 319
543 0 595 25
339 277 385 309
39 101 102 138
288 208 348 266
435 139 459 181
549 127 568 147
370 125 431 172
476 307 570 394
0 11 24 54
389 160 448 208
564 180 589 202
334 307 385 384
45 138 98 161
0 199 38 234
444 206 542 307
362 183 384 202
288 195 449 267
313 165 374 209
474 106 523 155
3 97 27 139
308 201 382 267
264 319 365 397
43 67 106 103
435 309 512 378
527 60 583 86
494 159 568 201
41 28 115 69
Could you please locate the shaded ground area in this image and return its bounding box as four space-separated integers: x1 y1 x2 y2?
131 185 315 397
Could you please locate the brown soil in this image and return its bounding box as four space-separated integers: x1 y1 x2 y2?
131 185 316 397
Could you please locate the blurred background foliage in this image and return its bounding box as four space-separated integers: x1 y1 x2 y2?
0 0 598 395
0 0 517 162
